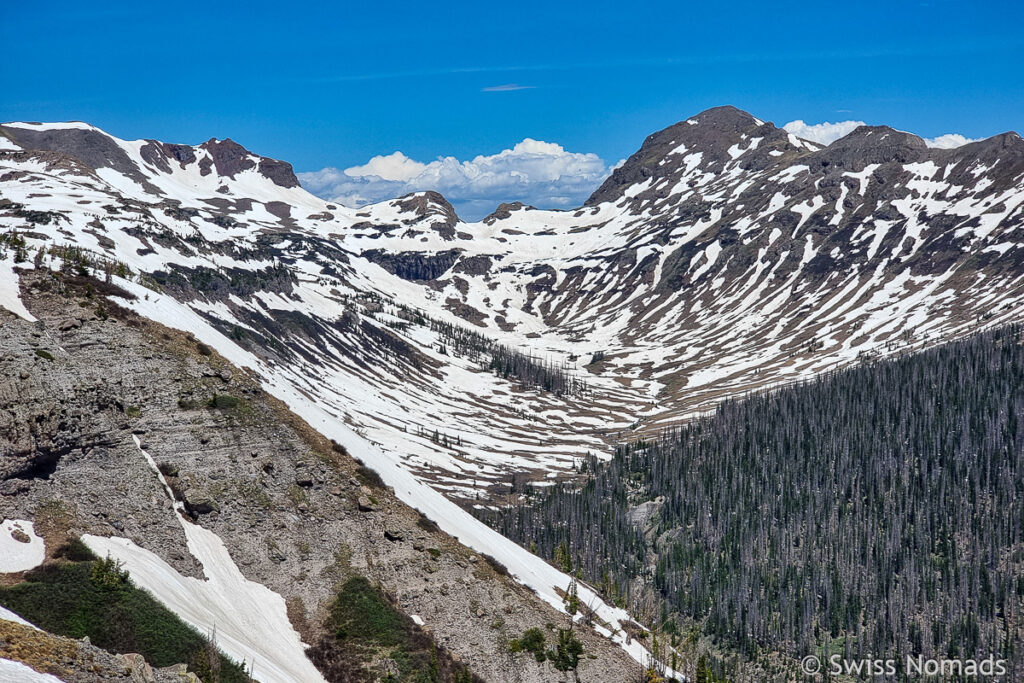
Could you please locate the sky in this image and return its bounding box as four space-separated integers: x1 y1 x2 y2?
3 1 1023 219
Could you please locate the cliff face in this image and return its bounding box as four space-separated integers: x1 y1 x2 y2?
0 270 640 683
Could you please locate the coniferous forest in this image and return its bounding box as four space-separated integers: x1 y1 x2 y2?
485 325 1024 677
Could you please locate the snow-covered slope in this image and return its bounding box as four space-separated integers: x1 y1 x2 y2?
2 108 1023 673
3 108 1024 491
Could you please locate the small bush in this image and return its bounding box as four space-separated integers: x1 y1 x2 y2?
481 553 510 577
207 394 245 412
416 513 440 534
329 576 405 646
308 576 486 683
548 628 584 674
355 465 385 489
90 556 129 590
54 539 96 562
177 397 198 410
509 627 547 662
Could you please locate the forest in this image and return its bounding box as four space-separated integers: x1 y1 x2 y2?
485 325 1024 678
429 317 586 396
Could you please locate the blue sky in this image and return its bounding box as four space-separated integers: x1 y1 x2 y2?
3 1 1022 219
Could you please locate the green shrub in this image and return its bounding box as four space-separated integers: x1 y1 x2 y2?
89 557 129 589
329 576 405 646
355 465 385 489
308 576 485 682
547 628 584 674
0 555 249 681
508 627 547 662
207 394 248 413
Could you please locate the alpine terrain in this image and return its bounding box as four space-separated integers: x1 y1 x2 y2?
1 105 1023 681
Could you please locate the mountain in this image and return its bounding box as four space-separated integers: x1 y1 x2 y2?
1 107 1023 680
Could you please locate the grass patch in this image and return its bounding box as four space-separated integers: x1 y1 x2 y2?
307 576 482 682
0 553 249 682
207 393 250 414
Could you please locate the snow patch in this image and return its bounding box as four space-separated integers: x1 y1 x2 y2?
0 659 65 683
0 606 39 630
0 257 36 322
0 520 45 573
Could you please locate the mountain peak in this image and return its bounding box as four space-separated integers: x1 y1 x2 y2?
198 137 300 188
395 190 460 223
812 125 928 169
688 105 763 128
586 106 779 206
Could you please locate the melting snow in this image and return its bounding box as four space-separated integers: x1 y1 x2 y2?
0 520 45 573
0 257 36 322
0 606 39 630
0 659 65 683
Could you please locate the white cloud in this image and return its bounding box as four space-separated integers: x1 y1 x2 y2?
923 133 979 149
783 119 867 146
299 139 612 221
344 151 427 181
784 119 980 150
481 84 535 92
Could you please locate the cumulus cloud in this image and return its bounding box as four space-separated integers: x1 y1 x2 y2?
783 119 867 146
298 139 613 221
784 119 980 150
923 133 979 149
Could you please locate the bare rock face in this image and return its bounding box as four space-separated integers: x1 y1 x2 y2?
138 141 198 173
482 201 533 224
0 124 299 191
361 248 462 281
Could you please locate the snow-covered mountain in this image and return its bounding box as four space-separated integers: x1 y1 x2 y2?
3 108 1023 496
2 107 1023 676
